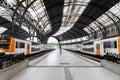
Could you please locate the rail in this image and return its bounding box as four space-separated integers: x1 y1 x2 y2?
0 53 25 70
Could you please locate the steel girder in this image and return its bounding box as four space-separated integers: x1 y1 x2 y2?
43 0 64 36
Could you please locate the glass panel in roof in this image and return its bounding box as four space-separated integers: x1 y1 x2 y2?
62 0 90 26
5 0 17 6
109 2 120 18
21 25 29 33
54 0 91 36
0 27 7 34
44 24 52 33
0 6 12 21
84 27 91 33
27 0 52 33
97 14 113 27
84 1 120 34
89 22 99 31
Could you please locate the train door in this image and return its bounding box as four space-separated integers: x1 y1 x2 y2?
80 44 82 52
96 44 100 55
26 43 30 55
118 37 120 54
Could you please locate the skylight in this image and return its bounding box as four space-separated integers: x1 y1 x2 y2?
0 27 7 34
84 1 120 34
53 0 91 36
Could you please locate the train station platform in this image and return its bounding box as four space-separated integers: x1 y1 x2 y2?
10 49 120 80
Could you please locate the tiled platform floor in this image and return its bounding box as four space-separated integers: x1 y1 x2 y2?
11 49 120 80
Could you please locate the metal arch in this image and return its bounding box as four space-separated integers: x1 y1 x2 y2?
78 25 95 38
108 11 120 34
62 34 71 41
86 1 120 36
75 28 90 40
12 0 30 37
18 31 28 38
71 28 84 38
42 13 81 30
76 21 96 33
57 33 70 41
8 2 39 38
13 0 40 39
95 20 106 37
78 0 120 37
60 26 88 40
88 25 97 34
48 21 88 40
19 33 28 39
18 0 37 27
62 32 74 41
81 15 105 38
39 1 88 22
27 1 88 32
93 21 104 37
36 2 87 26
85 26 94 34
75 22 96 37
0 1 16 36
88 0 120 13
64 1 88 5
67 30 81 39
108 11 120 20
45 1 87 10
104 12 120 34
75 27 89 37
12 0 26 17
60 32 76 40
43 13 63 28
39 4 62 31
72 28 84 37
73 27 89 39
63 34 72 41
85 27 94 38
75 13 105 36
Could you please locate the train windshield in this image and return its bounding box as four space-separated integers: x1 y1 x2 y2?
0 37 10 49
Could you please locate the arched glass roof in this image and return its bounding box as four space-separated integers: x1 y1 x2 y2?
0 0 120 43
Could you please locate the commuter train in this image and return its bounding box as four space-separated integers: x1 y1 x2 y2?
0 37 52 55
63 36 120 58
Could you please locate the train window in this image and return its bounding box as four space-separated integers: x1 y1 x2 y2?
0 42 10 49
83 47 94 52
20 43 25 48
0 37 10 49
16 42 19 48
16 42 25 48
114 41 117 48
83 42 93 45
110 41 117 48
104 41 117 48
104 42 111 48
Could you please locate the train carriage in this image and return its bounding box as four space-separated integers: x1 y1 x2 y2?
62 36 120 60
0 37 47 55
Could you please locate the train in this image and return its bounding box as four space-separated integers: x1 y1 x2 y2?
62 36 120 60
0 36 53 55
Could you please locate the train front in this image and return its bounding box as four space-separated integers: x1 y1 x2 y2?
0 37 14 55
